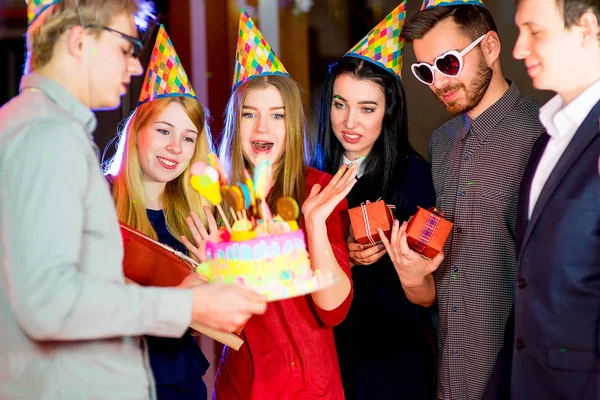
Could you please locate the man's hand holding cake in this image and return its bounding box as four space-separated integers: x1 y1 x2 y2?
189 283 267 333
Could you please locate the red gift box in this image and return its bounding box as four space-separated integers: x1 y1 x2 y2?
348 200 395 247
406 207 453 259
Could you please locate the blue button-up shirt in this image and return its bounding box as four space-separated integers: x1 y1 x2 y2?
0 73 193 399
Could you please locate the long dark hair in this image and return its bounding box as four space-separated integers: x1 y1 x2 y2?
312 56 418 204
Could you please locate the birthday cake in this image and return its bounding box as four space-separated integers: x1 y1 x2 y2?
191 156 336 301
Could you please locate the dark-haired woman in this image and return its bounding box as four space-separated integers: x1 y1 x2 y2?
313 53 438 399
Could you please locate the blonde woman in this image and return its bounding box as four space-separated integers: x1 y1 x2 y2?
108 96 213 246
105 95 215 399
210 74 357 399
104 24 270 397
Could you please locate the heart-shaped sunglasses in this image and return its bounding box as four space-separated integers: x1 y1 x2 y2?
410 34 486 86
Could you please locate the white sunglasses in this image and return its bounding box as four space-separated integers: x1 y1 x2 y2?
410 34 486 86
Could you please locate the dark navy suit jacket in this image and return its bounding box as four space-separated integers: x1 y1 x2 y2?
510 100 600 399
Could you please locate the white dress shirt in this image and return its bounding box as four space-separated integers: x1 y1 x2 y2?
342 154 367 178
528 78 600 218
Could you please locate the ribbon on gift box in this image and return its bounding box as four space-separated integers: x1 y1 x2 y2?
360 202 376 246
359 199 396 246
411 207 444 253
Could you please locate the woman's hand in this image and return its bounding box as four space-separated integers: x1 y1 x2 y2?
377 220 443 287
348 241 387 266
302 163 357 226
181 205 220 262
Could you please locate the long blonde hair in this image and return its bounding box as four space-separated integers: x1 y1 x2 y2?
219 75 310 209
105 96 213 242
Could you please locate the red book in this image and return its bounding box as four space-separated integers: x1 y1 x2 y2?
120 222 197 287
119 222 244 350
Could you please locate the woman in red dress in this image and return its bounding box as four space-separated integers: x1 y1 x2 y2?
210 70 356 400
201 13 358 394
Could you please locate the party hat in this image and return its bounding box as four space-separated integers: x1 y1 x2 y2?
344 1 407 79
138 24 196 106
232 9 289 91
28 0 62 25
421 0 485 11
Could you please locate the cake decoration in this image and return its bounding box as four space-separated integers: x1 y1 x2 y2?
236 183 253 210
252 160 273 201
243 169 257 213
222 186 245 213
276 198 300 221
190 162 232 232
190 154 337 301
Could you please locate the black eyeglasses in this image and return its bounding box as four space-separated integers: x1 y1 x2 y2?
85 25 143 58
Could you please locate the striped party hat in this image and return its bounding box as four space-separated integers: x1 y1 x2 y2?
421 0 485 11
138 24 196 107
27 0 62 25
232 9 289 92
344 1 406 79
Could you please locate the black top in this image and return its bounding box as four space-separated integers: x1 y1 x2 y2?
146 209 210 397
147 209 188 254
334 155 438 400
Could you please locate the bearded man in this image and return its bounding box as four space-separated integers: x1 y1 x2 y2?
401 2 545 399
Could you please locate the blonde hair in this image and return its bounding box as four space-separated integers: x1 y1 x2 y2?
219 75 310 210
106 96 214 243
26 0 153 73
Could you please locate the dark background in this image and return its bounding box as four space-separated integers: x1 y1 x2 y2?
0 0 553 160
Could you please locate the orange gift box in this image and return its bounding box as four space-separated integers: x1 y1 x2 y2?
406 207 453 259
348 200 394 247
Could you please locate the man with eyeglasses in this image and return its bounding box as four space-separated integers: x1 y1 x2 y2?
510 0 600 398
401 1 545 399
0 1 266 399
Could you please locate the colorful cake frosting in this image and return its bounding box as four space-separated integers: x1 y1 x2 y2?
191 156 335 301
201 229 331 301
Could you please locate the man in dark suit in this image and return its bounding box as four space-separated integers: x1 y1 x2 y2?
511 0 600 398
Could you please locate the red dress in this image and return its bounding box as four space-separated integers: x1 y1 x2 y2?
214 168 352 400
